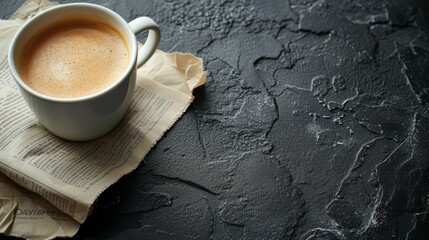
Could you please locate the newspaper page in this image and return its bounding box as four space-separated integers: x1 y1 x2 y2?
0 0 206 239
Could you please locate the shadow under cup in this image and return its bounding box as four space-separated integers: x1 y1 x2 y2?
8 3 139 141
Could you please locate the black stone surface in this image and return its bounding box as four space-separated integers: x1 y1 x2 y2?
1 0 429 239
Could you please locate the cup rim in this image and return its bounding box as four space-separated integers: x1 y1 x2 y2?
7 3 137 103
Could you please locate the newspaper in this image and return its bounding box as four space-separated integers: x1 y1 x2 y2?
0 1 206 239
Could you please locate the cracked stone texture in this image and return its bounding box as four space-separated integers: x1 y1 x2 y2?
1 0 429 239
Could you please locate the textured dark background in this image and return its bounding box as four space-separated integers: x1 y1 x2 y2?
1 0 429 239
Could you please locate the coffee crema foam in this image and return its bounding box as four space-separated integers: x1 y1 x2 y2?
20 18 129 98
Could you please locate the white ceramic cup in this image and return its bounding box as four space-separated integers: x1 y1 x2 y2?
8 3 160 141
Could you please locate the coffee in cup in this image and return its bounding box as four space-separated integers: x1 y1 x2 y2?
8 3 161 141
20 17 129 98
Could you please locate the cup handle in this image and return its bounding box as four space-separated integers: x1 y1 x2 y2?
128 17 160 68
